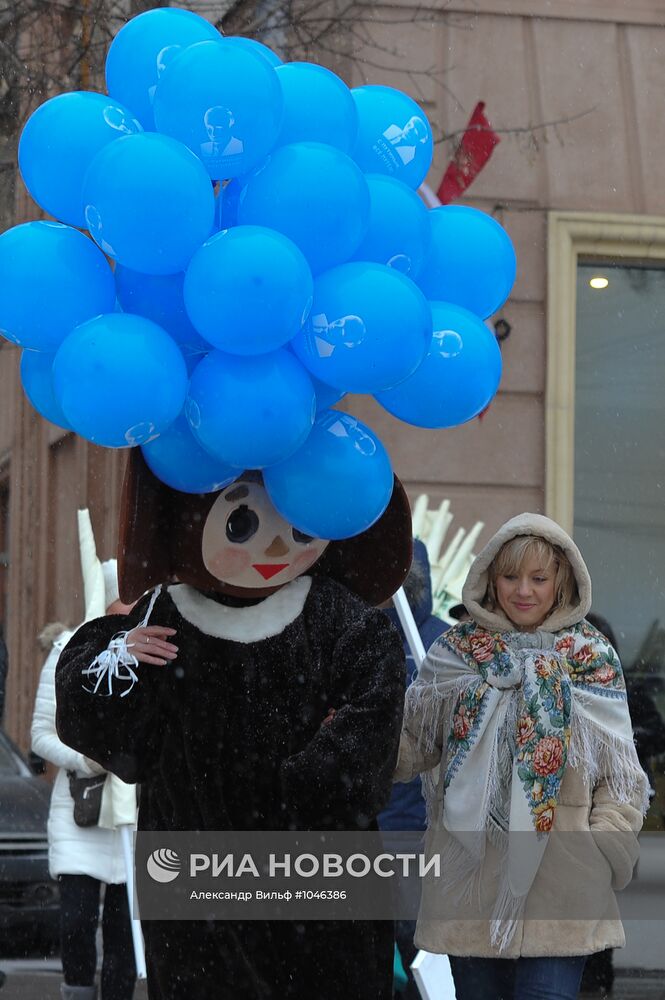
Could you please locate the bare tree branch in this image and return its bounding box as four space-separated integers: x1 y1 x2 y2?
435 106 598 152
0 0 594 193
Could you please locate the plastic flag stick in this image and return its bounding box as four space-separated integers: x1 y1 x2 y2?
120 824 147 979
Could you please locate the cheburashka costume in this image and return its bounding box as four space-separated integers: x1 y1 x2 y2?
396 513 649 961
55 450 411 1000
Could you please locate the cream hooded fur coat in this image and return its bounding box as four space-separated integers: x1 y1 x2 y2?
395 513 647 958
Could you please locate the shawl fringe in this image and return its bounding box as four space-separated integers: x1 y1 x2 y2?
568 702 650 816
404 675 468 826
489 883 525 951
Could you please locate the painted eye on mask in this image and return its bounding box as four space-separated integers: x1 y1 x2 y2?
226 505 259 544
292 527 314 544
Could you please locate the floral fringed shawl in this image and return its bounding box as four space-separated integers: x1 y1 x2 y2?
405 618 649 950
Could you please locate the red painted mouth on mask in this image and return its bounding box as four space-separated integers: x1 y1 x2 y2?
252 563 289 580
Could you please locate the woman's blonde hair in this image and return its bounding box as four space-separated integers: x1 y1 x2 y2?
484 536 578 615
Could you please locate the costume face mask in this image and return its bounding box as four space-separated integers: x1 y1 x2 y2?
202 479 329 589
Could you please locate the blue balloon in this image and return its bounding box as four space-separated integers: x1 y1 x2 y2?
142 411 238 494
375 301 502 427
213 187 224 230
417 205 516 319
0 222 115 351
351 174 431 278
53 313 188 447
216 177 244 229
114 266 208 352
18 92 142 227
105 7 221 129
291 262 431 392
285 345 345 409
181 345 209 377
153 40 283 179
20 350 71 430
83 133 215 275
231 37 283 67
264 410 393 540
186 349 316 469
184 226 313 354
238 142 370 274
311 375 346 411
352 85 433 189
182 351 210 378
275 62 357 152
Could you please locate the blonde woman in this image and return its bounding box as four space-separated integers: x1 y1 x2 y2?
396 513 648 1000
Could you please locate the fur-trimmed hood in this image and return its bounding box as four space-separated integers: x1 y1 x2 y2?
461 512 592 632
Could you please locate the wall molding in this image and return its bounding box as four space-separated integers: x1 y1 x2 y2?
375 1 665 29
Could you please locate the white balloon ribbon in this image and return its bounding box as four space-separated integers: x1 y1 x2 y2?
82 585 161 697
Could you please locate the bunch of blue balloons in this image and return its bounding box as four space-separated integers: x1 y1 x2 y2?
0 6 516 540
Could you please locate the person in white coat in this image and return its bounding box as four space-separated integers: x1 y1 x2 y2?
31 511 137 1000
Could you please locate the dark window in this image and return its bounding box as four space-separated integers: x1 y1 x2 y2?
575 262 665 829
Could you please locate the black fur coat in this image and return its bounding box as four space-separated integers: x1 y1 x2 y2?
56 575 405 999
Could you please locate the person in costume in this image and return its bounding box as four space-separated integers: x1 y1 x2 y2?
32 510 138 1000
55 453 411 1000
396 513 649 1000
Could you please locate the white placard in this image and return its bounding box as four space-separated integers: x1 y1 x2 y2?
411 950 456 1000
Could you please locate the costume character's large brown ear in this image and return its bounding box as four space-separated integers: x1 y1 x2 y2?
119 450 236 602
311 476 412 606
118 450 173 603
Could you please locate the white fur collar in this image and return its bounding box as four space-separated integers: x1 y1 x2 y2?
168 577 312 643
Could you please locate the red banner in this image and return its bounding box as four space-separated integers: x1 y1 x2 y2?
437 102 500 204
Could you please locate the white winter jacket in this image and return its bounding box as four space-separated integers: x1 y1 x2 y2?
31 631 128 883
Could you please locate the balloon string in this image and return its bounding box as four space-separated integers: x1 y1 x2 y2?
81 585 162 697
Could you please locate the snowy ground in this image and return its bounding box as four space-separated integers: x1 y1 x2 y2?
0 959 663 999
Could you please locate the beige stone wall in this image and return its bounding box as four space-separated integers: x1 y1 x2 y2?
0 339 125 749
347 0 665 540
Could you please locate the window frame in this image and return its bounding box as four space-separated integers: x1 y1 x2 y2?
546 210 665 533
